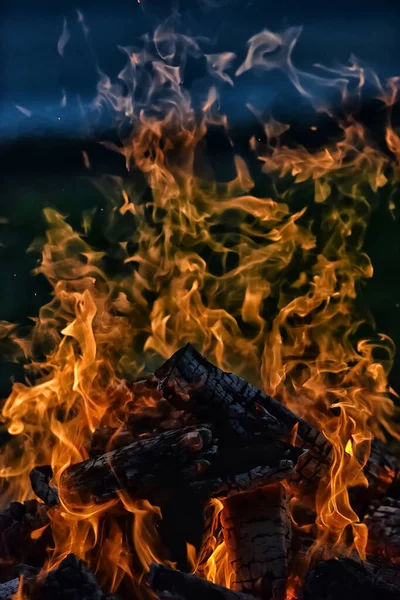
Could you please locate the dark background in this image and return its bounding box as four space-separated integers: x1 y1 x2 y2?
1 0 400 397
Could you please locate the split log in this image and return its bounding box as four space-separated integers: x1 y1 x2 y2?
148 562 255 600
221 483 291 600
60 424 305 505
155 344 330 457
302 557 400 600
27 554 115 600
364 497 400 560
0 500 52 582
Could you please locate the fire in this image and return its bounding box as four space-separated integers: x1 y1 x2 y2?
1 14 400 599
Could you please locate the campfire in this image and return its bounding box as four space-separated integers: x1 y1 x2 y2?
1 12 400 600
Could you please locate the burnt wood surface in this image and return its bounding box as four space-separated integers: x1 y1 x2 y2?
302 557 400 600
60 425 216 504
148 562 255 600
221 483 291 600
350 439 399 517
0 578 19 600
364 497 400 560
30 465 59 507
60 425 304 504
0 500 52 582
155 344 330 456
27 554 115 600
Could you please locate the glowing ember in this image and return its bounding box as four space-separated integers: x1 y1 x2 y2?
0 13 399 600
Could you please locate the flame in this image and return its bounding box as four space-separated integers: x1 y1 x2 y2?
345 439 353 456
1 15 400 598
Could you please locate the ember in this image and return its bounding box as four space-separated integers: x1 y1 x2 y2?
0 11 400 600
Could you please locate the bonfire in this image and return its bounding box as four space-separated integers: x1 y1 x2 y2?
0 10 399 600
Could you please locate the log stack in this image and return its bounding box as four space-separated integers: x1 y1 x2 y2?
0 344 399 599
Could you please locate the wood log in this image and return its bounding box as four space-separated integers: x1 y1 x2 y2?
155 344 330 457
351 439 399 517
27 554 115 600
0 578 19 600
364 497 400 560
301 557 400 600
0 500 52 582
60 423 305 505
221 483 291 600
148 562 255 600
30 465 59 507
60 425 216 504
364 556 400 591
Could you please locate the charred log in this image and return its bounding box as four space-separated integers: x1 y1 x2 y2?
30 465 59 507
0 578 19 600
351 439 399 517
60 425 216 504
60 423 304 505
365 497 400 560
0 500 51 582
27 554 115 600
148 562 255 600
155 344 330 456
301 558 400 600
221 483 291 600
364 556 400 591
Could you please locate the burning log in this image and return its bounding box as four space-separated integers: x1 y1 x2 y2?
30 465 59 507
60 425 216 504
363 440 399 509
301 557 400 600
148 562 255 600
155 344 330 456
0 500 51 582
221 483 291 600
350 439 399 517
60 423 304 505
364 497 400 560
27 554 115 600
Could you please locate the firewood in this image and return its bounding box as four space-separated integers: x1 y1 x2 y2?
364 556 400 591
364 497 400 560
148 562 255 600
0 500 52 582
27 554 115 600
221 483 291 600
0 578 19 600
60 423 305 505
364 440 399 508
155 344 330 457
60 425 216 504
351 439 399 517
30 465 59 507
301 557 400 600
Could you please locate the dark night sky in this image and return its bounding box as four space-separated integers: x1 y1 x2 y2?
1 0 400 138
